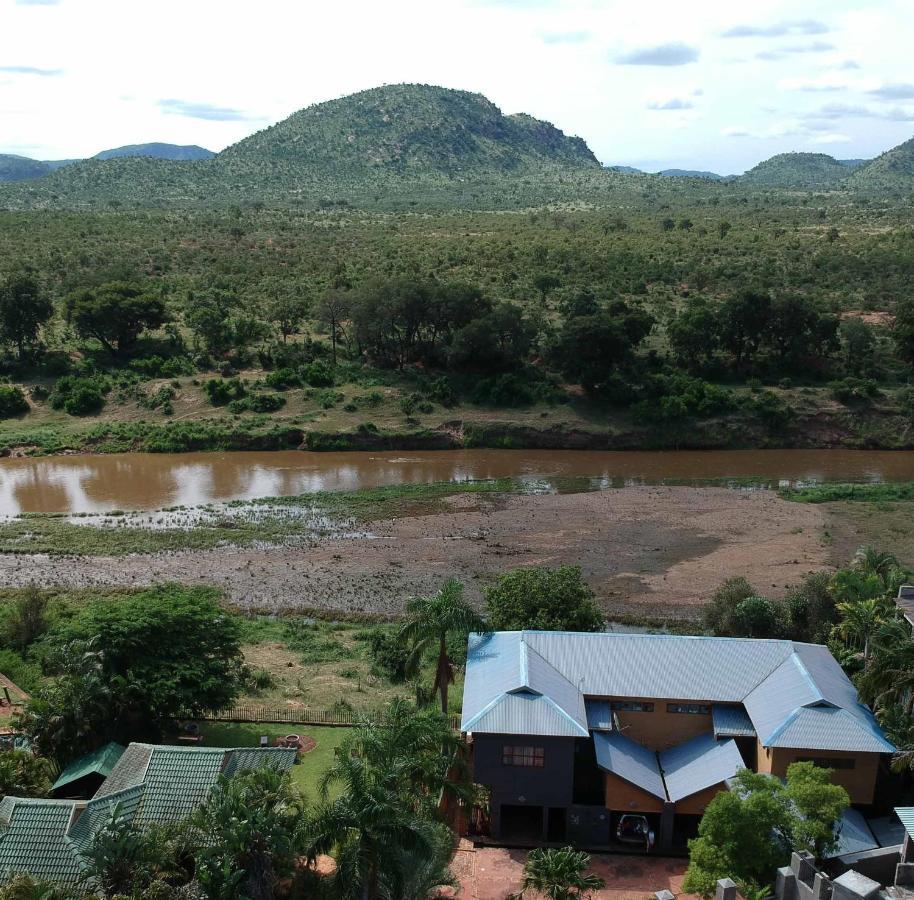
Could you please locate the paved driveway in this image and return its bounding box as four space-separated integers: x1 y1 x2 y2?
451 846 692 900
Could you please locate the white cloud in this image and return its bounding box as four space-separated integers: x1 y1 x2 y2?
721 19 829 38
808 132 852 144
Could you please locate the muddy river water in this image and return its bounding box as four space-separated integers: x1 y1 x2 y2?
1 448 914 515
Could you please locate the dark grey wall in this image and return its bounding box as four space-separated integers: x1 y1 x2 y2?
473 734 576 809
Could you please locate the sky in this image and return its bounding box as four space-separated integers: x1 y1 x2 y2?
2 0 914 174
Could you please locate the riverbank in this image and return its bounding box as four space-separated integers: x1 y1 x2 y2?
0 484 832 620
1 402 913 458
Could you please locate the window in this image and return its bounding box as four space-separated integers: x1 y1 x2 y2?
667 703 711 715
610 701 654 713
796 756 856 770
502 745 545 767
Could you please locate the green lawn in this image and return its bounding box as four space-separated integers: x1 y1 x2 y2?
196 721 350 800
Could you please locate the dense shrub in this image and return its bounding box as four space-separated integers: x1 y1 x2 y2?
633 374 735 423
203 377 246 406
829 377 880 403
49 374 110 415
265 367 300 390
229 392 286 413
366 627 411 682
302 359 334 387
470 373 535 407
0 384 28 418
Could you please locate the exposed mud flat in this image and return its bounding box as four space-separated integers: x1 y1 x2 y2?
0 486 830 620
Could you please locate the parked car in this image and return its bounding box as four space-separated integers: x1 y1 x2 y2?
615 814 655 850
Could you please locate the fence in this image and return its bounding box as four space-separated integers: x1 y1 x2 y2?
185 704 462 730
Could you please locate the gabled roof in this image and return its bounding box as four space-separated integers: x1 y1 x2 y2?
593 731 665 799
462 631 894 754
896 807 914 842
659 734 744 802
0 743 296 885
52 743 126 794
460 633 587 737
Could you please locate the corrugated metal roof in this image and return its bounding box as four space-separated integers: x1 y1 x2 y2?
462 692 589 737
593 731 666 799
830 808 879 858
0 743 297 886
712 705 755 737
660 734 744 803
895 807 914 841
585 700 613 732
53 742 126 793
462 632 893 754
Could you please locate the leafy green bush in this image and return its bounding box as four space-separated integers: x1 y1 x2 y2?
265 367 300 390
229 393 286 413
282 620 348 663
49 374 110 415
633 374 735 423
301 359 334 387
746 389 794 427
366 627 411 682
0 385 28 419
829 377 880 403
203 377 246 406
470 373 535 407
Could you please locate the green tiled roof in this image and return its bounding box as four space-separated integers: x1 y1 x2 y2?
52 742 126 794
0 798 83 883
0 743 297 885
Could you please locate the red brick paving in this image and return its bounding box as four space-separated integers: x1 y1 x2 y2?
453 846 692 900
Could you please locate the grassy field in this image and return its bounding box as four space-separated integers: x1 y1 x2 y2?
196 721 349 799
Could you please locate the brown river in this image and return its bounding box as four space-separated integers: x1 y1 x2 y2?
0 449 913 515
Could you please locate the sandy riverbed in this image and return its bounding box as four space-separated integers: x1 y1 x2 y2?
0 486 830 619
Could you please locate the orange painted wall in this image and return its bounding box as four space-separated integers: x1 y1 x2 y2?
609 697 713 751
674 783 727 815
604 772 665 813
756 742 879 804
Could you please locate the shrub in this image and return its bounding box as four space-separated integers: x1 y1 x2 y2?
0 385 28 419
633 374 735 423
228 393 286 413
470 373 535 407
282 620 348 663
829 377 880 404
49 374 110 415
301 359 334 387
731 596 784 638
366 628 411 682
203 377 246 406
702 576 756 635
747 389 794 427
265 367 300 390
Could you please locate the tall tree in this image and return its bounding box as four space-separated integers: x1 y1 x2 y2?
400 579 484 714
0 272 54 359
64 282 169 357
314 289 351 365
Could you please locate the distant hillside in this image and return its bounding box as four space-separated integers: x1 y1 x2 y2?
607 165 643 174
658 169 723 180
94 143 215 161
0 154 51 182
738 152 851 189
219 84 599 175
850 137 914 191
838 159 868 170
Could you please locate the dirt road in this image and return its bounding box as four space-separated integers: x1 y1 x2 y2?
0 486 829 619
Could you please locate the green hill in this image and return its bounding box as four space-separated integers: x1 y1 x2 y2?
219 84 598 175
0 154 52 182
94 143 215 161
738 152 851 189
850 137 914 191
658 168 724 180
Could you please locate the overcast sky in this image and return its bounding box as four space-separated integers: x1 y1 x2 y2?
2 0 914 174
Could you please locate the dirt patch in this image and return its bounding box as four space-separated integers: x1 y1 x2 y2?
454 846 692 900
0 486 830 620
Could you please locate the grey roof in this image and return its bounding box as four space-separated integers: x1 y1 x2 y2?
585 700 613 732
593 731 665 799
462 631 894 754
712 705 756 738
868 815 906 849
660 734 745 802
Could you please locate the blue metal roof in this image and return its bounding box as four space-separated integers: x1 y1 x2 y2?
585 700 613 732
593 731 666 799
831 808 879 858
660 734 744 803
462 631 894 754
712 705 756 737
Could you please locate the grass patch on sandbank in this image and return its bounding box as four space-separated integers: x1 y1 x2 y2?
780 482 914 503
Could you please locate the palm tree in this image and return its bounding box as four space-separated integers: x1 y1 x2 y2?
305 753 437 900
511 847 605 900
858 636 914 714
400 578 485 715
831 598 885 663
853 546 900 583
